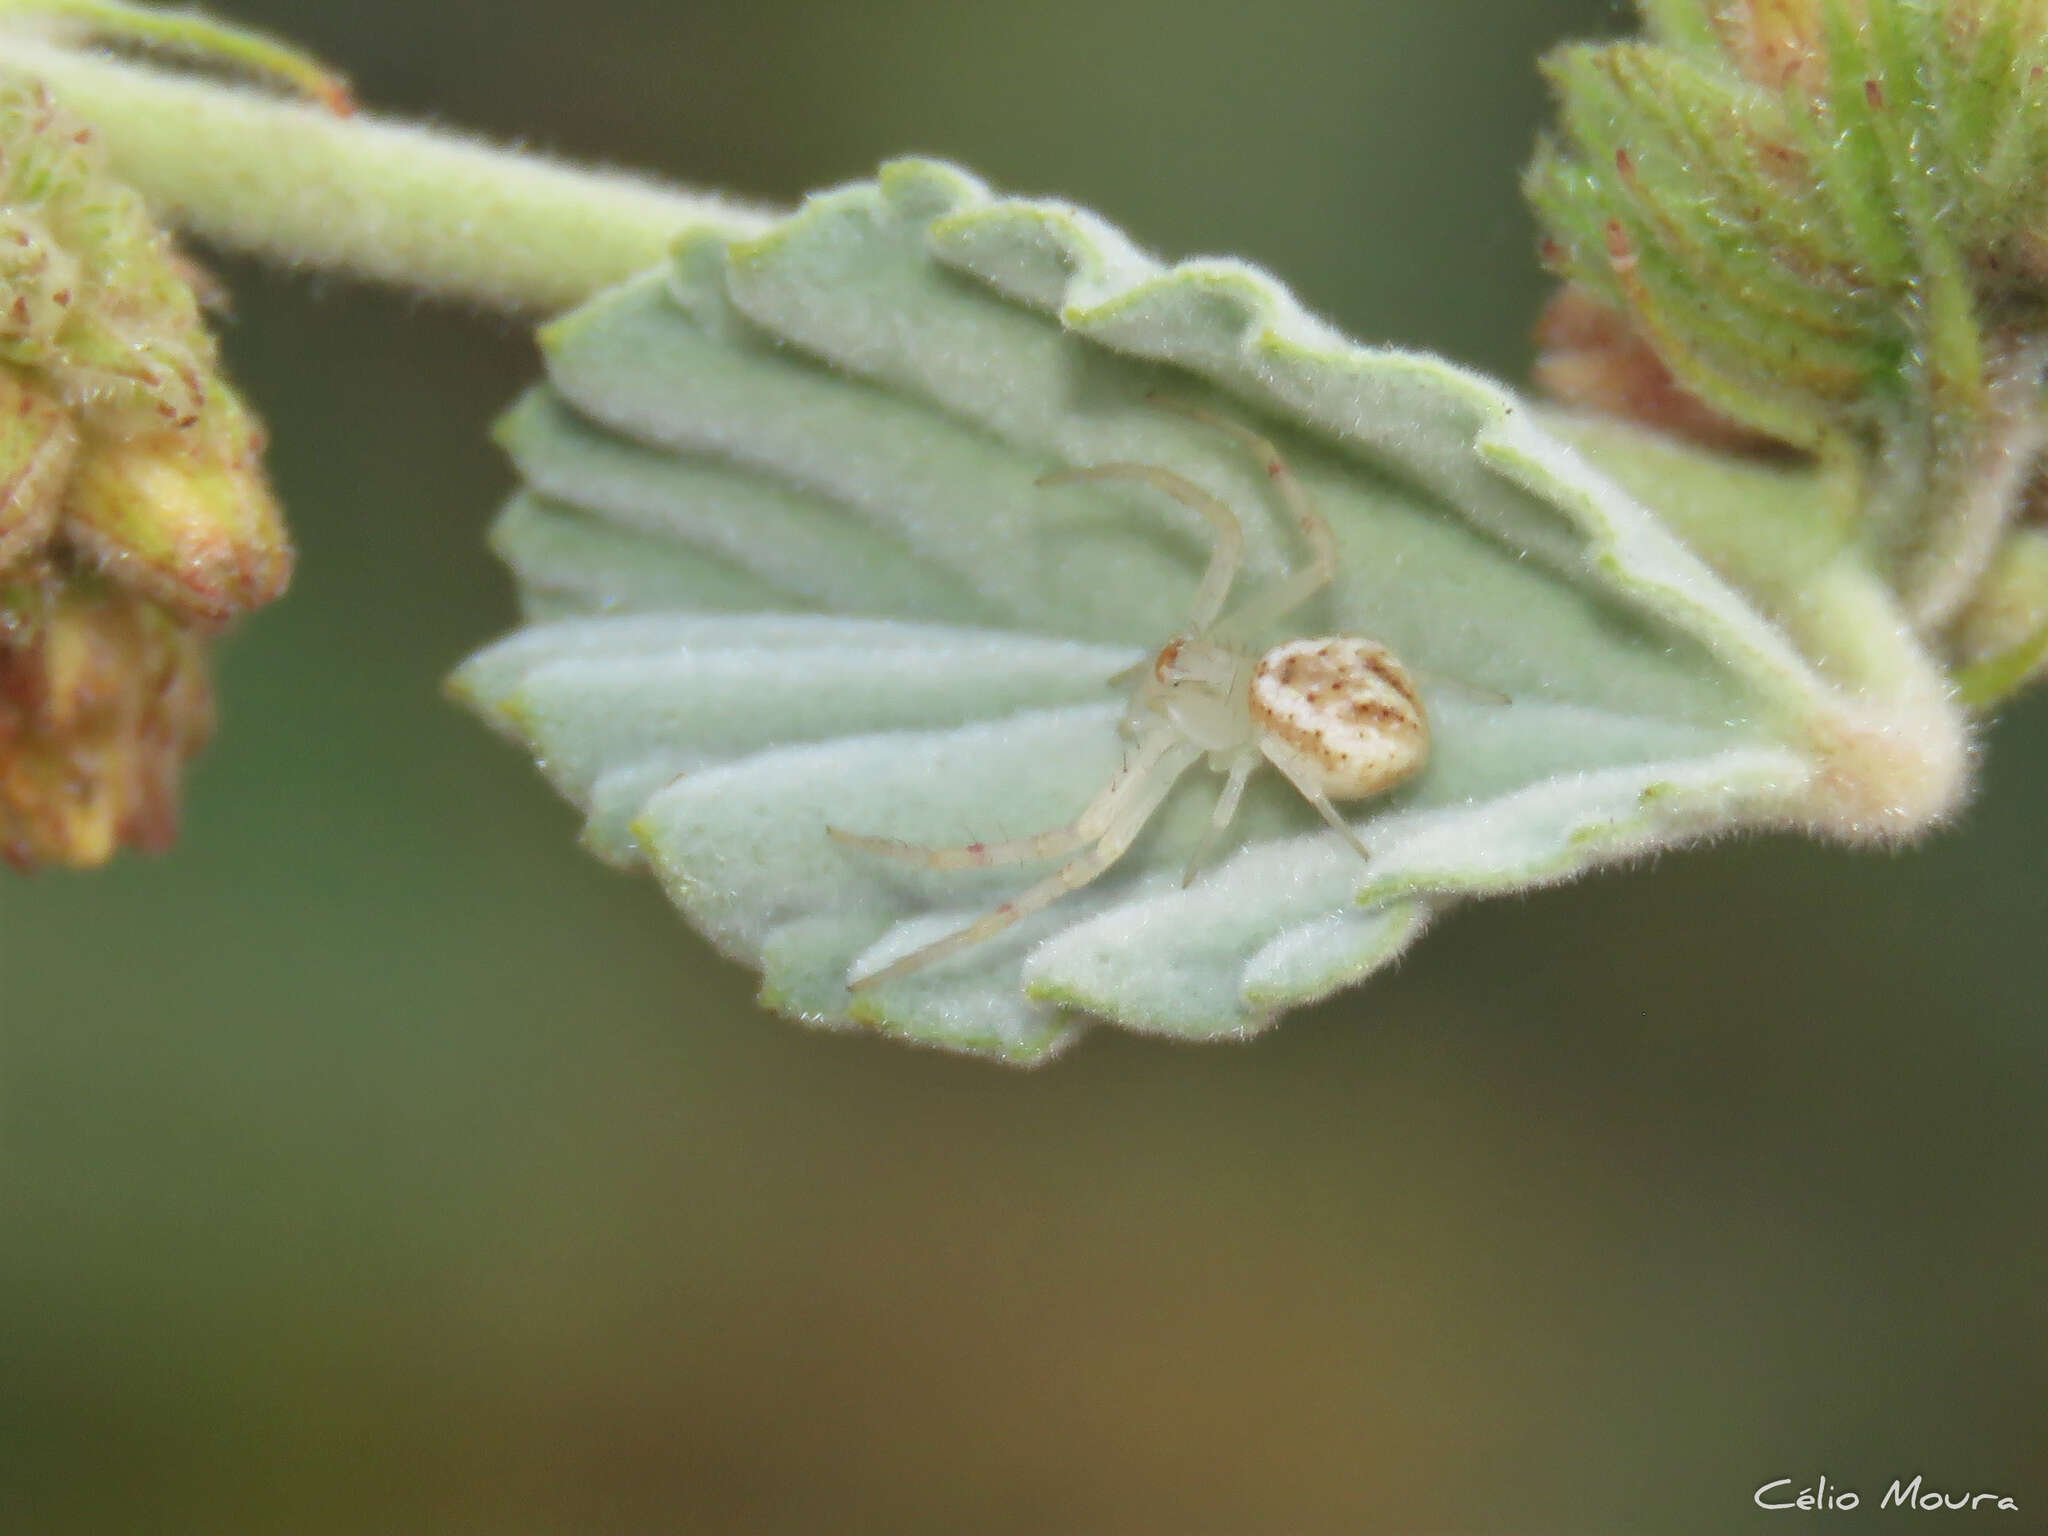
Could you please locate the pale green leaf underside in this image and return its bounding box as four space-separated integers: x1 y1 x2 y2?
453 159 1842 1064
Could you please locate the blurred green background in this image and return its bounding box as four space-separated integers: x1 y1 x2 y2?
3 1 2044 1530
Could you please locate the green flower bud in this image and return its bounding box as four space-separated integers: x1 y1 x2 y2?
0 4 344 865
1527 0 2048 695
0 75 293 611
63 380 291 626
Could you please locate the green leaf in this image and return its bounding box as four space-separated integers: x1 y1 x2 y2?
452 159 1967 1064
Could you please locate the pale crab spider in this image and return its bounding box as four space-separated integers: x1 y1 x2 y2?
831 402 1430 990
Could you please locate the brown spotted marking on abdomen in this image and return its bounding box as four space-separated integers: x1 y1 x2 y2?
1248 637 1429 799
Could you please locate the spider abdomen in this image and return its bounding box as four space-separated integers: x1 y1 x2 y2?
1249 637 1429 799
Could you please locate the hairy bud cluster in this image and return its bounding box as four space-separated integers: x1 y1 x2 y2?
0 76 288 868
1527 0 2048 702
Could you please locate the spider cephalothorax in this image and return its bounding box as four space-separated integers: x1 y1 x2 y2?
832 402 1430 989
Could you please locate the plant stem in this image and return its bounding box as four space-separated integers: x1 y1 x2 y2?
0 38 776 312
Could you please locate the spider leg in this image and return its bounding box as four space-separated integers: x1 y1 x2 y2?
1104 656 1153 693
829 822 1098 874
828 730 1176 873
1040 463 1244 631
1149 396 1340 636
1260 739 1374 865
1180 750 1258 887
848 740 1203 990
1103 654 1158 742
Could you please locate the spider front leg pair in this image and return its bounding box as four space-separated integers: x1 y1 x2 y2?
829 403 1431 991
